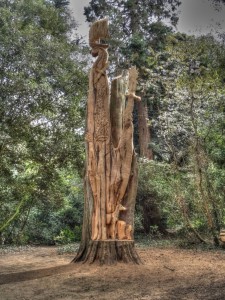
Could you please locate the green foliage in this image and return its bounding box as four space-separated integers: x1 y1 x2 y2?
137 160 181 232
84 0 180 73
2 172 84 245
54 228 76 244
54 225 82 244
137 140 225 244
163 35 225 242
0 0 87 234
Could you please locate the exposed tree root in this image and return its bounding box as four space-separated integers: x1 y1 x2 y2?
72 240 141 265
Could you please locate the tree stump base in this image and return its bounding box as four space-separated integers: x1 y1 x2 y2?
72 240 141 265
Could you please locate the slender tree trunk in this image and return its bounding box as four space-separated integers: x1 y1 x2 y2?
137 101 153 159
128 1 153 160
73 19 141 264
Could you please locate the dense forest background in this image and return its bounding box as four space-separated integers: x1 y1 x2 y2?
0 0 225 248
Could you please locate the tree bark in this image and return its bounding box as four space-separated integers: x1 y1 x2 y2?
80 240 141 265
73 19 141 264
128 0 153 161
137 101 153 159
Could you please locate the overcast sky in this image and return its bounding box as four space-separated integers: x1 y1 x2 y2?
69 0 225 38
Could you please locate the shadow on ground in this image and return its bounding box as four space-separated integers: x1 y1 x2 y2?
0 264 75 285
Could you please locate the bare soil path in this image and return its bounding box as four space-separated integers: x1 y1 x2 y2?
0 245 225 299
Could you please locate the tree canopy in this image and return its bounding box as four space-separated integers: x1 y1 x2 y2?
0 0 87 236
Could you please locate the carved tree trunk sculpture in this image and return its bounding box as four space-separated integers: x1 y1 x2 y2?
72 19 141 265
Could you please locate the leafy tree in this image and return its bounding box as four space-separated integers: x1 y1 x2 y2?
23 171 84 245
152 34 225 244
0 0 87 237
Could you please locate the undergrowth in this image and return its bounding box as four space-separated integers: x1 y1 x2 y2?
1 236 224 255
57 243 80 255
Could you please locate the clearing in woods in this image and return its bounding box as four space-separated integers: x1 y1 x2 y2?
0 245 225 300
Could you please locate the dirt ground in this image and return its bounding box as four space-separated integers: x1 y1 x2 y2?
1 245 225 300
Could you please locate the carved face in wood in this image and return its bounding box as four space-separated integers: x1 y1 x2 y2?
91 48 99 57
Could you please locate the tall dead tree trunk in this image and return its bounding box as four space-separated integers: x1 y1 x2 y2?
128 1 153 160
72 19 141 265
137 101 153 159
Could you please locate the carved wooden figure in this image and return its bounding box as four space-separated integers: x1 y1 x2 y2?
73 19 141 265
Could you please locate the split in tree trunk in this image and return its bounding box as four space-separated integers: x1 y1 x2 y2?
73 19 141 265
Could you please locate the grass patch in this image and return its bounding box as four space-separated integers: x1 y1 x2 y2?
135 234 177 248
